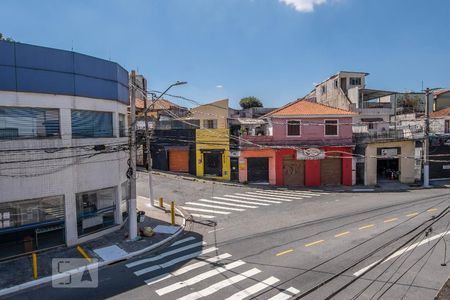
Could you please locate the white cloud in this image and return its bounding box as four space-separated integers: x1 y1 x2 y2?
216 85 223 88
279 0 327 12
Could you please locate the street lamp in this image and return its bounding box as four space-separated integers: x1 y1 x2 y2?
143 81 187 207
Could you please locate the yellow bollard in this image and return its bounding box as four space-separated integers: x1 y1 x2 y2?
32 252 38 279
159 197 164 208
76 245 92 263
171 201 175 225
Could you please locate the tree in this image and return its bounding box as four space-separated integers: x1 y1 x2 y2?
0 33 15 42
239 96 263 109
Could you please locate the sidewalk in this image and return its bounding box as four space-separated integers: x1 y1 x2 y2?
145 169 450 193
0 200 186 296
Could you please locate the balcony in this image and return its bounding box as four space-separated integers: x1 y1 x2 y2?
353 127 424 143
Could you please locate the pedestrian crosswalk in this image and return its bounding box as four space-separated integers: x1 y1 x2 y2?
178 189 327 220
126 236 300 299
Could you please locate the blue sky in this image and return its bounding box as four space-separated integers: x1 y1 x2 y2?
1 0 450 108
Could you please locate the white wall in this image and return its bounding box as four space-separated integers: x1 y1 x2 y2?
0 91 128 246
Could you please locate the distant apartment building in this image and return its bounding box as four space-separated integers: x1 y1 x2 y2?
306 71 424 186
0 41 129 256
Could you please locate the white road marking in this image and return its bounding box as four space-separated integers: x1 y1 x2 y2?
255 190 313 198
241 192 293 201
275 190 323 196
208 227 225 233
126 241 204 268
224 194 281 204
155 260 246 296
177 268 261 300
144 253 232 285
268 287 301 300
185 202 245 211
199 199 258 208
213 196 270 206
181 207 231 215
353 230 450 277
190 213 216 219
170 236 196 247
224 276 280 300
135 247 217 276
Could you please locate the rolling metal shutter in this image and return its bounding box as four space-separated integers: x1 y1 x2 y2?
282 156 304 186
247 158 269 183
320 158 342 185
168 149 189 173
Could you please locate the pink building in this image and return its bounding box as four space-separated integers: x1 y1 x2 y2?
239 99 355 186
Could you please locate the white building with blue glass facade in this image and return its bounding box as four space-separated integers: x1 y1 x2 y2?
0 40 130 256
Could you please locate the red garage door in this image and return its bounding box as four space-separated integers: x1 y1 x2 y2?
169 149 189 173
320 158 342 185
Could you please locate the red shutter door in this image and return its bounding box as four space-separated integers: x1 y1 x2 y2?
169 149 189 172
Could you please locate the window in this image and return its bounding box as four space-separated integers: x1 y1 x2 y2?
325 120 338 136
321 85 327 94
445 120 450 134
368 122 375 130
334 80 339 89
350 77 362 86
203 119 217 129
71 110 113 138
0 107 60 139
76 187 116 236
0 196 64 230
119 113 126 137
287 120 301 136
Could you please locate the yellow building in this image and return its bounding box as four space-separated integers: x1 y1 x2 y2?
196 129 231 180
186 99 231 180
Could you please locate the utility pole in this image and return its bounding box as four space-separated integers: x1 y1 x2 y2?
128 70 138 240
142 78 156 208
423 87 430 187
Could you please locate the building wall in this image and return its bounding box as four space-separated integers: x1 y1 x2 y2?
239 147 353 186
435 93 450 111
364 140 416 185
150 129 196 175
271 117 353 145
238 149 277 185
195 128 230 180
190 99 229 129
315 73 366 110
0 91 128 246
0 41 128 104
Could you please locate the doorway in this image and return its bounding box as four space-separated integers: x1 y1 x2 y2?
377 158 400 181
203 152 223 177
247 157 269 183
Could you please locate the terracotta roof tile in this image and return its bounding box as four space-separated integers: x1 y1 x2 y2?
431 107 450 117
135 98 182 110
267 99 355 117
433 89 450 97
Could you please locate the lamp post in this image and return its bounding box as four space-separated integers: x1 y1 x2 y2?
143 81 187 208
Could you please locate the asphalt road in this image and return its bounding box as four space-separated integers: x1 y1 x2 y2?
5 173 450 300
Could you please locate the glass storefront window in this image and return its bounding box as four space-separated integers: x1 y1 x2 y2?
0 107 60 139
76 187 116 236
71 110 113 138
0 196 64 230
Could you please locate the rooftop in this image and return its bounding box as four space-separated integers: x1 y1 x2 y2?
431 107 450 118
266 99 355 117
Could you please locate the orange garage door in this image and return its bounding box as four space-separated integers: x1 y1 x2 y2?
168 149 189 172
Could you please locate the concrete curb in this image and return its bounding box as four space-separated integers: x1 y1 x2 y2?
0 204 187 298
143 170 450 193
